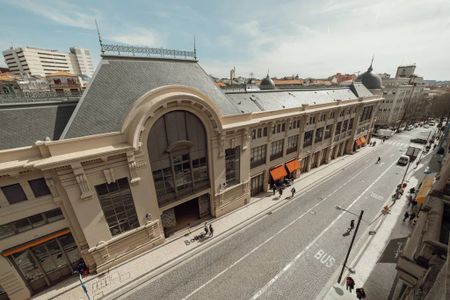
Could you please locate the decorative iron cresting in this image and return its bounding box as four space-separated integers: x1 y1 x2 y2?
101 43 197 60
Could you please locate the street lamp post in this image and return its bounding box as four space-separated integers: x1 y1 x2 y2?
337 210 364 284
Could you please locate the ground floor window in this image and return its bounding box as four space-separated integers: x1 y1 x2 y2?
251 173 265 196
7 231 80 294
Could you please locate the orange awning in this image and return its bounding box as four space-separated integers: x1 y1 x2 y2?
2 229 70 257
416 176 434 205
286 160 301 173
360 137 367 145
270 165 287 181
355 139 362 146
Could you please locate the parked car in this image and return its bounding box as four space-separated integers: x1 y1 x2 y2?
397 155 410 166
410 138 427 144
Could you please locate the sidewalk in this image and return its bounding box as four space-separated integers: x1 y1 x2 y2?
321 150 437 300
33 146 377 300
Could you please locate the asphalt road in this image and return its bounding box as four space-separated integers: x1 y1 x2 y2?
121 127 436 300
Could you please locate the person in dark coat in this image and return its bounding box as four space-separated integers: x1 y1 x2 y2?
204 222 209 236
346 276 355 293
409 212 416 224
278 188 283 197
403 211 410 222
209 223 214 237
356 287 366 299
272 185 276 195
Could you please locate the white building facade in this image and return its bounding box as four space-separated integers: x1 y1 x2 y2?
69 47 95 78
2 47 94 78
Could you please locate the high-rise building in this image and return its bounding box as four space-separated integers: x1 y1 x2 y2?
69 47 95 78
2 46 94 78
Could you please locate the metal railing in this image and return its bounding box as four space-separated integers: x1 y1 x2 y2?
0 90 81 104
101 43 196 60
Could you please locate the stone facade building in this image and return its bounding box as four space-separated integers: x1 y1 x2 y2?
0 51 382 299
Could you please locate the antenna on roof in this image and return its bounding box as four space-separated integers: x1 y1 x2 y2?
193 35 197 60
95 19 104 54
368 54 374 71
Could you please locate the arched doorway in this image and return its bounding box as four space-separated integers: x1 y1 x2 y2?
147 110 211 236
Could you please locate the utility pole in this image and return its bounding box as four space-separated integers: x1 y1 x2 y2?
337 210 364 283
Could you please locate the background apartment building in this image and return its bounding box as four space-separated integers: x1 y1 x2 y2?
2 46 94 78
376 65 425 128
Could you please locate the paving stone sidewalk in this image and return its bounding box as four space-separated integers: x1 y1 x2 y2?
33 146 377 300
321 150 437 300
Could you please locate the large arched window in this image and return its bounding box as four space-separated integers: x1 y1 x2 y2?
148 111 209 206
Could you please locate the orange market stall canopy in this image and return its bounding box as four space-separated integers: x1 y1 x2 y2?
286 159 301 174
270 165 287 182
416 175 435 205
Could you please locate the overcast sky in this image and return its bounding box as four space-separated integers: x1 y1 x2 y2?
1 0 449 80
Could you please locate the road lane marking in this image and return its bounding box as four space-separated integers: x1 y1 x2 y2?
370 192 384 201
181 158 379 300
314 249 335 268
250 159 397 299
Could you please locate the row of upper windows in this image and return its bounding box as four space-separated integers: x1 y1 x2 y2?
1 178 51 206
0 208 64 240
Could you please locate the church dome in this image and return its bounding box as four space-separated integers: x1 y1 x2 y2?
357 64 382 90
260 74 275 90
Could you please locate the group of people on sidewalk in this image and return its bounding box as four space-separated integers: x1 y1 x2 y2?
346 276 367 299
402 187 419 225
272 185 296 199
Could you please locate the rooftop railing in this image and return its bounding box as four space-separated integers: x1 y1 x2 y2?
0 90 81 104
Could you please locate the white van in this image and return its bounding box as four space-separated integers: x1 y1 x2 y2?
397 155 410 166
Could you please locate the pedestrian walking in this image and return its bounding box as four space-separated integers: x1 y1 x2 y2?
346 276 355 293
403 211 410 222
350 220 355 230
290 187 296 198
209 223 214 237
356 287 366 299
272 185 276 196
409 212 416 224
278 188 283 197
376 156 381 164
204 222 209 236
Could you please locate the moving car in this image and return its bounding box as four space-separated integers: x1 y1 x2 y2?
397 155 410 166
410 138 427 144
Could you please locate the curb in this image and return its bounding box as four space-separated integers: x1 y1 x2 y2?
106 147 380 299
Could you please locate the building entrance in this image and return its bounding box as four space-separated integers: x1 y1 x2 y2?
161 194 210 237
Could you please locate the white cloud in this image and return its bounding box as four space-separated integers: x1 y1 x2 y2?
107 27 163 47
202 0 450 80
6 0 100 29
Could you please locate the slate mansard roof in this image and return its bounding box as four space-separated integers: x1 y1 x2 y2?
0 102 77 150
61 56 241 139
0 55 375 150
224 84 372 113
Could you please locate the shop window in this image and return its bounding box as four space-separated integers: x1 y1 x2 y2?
1 183 27 204
28 178 51 198
225 147 240 186
95 178 139 236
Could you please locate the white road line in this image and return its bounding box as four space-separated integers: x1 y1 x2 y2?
250 160 397 300
181 157 380 300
